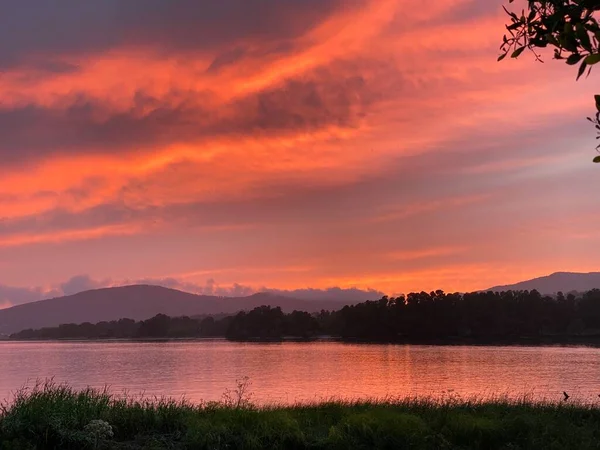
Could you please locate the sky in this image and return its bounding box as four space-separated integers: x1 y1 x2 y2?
0 0 599 307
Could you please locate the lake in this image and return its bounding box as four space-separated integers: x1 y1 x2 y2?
1 340 599 405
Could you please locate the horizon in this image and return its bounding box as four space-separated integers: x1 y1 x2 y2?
2 270 600 311
1 1 599 309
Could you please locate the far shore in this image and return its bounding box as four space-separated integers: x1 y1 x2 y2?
5 334 600 347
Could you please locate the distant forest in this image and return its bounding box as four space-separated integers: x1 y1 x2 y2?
11 289 600 343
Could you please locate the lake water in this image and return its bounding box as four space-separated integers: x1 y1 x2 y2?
1 340 600 405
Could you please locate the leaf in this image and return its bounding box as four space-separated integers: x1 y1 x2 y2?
511 46 526 58
577 60 588 80
554 49 563 60
545 33 560 47
563 37 579 53
576 23 593 52
566 53 584 65
593 156 600 163
497 53 507 61
584 53 600 65
595 95 600 111
564 22 574 37
502 5 519 21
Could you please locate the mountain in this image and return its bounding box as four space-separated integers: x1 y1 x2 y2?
0 285 355 335
486 272 600 294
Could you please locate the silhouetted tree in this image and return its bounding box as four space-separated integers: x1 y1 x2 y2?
11 290 600 343
226 306 286 340
137 314 171 337
284 310 320 338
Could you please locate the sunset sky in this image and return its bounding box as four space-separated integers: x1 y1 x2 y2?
1 0 599 307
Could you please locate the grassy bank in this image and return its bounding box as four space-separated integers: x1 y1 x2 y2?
1 382 600 449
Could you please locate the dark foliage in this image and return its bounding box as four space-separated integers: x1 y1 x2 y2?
225 307 321 340
11 289 600 343
331 289 600 341
499 0 600 160
2 382 600 450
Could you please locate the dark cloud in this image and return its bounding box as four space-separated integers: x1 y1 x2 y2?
135 277 256 298
123 278 384 303
237 73 370 131
0 274 109 307
206 47 249 73
0 98 196 163
0 203 139 237
59 274 108 296
0 285 45 306
0 0 364 68
0 64 379 165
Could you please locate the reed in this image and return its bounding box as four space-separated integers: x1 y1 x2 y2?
1 380 600 449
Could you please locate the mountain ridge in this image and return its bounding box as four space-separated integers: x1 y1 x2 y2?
486 271 600 294
0 284 357 335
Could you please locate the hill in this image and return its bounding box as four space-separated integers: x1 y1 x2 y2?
0 285 354 335
486 272 600 294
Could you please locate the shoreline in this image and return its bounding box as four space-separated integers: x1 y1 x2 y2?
5 335 600 347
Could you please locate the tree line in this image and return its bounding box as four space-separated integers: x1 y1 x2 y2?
10 289 600 342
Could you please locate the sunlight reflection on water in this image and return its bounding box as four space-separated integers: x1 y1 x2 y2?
1 340 599 405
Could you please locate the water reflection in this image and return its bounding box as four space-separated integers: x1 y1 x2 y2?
1 341 599 405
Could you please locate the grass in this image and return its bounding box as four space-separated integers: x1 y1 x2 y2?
1 381 600 449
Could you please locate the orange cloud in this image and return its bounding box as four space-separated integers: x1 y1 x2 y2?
0 224 145 248
385 246 467 261
0 0 598 294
